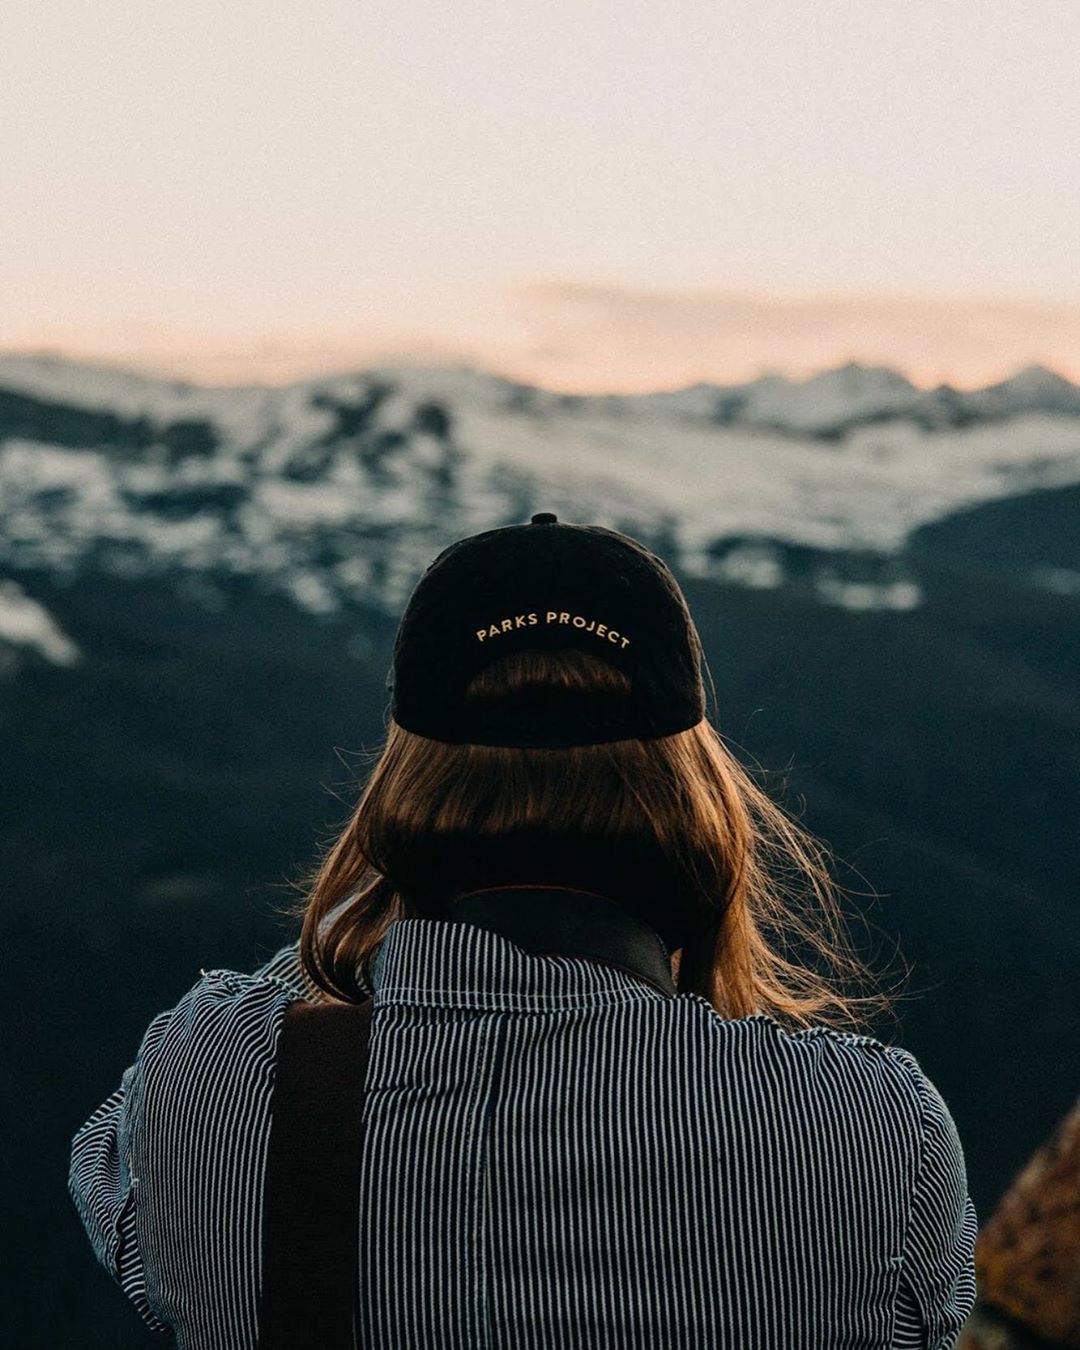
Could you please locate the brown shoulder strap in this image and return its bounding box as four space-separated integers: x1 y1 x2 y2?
258 996 375 1350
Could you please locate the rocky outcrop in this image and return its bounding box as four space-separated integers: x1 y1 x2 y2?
958 1098 1080 1348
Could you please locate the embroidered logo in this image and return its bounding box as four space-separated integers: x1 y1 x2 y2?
475 611 630 648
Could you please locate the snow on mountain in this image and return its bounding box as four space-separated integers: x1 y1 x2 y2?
964 363 1080 418
1 354 1079 619
637 362 923 433
0 578 81 666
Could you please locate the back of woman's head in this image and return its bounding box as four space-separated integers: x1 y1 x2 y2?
293 645 893 1030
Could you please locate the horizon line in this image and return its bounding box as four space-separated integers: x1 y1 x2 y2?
2 344 1078 399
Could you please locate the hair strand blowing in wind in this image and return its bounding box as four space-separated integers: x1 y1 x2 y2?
289 647 897 1031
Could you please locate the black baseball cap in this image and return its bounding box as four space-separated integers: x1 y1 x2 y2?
386 512 707 747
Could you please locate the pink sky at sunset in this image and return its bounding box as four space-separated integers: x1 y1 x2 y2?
11 283 1080 393
5 1 1079 392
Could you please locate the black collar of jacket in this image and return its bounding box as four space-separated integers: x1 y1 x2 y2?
446 884 678 998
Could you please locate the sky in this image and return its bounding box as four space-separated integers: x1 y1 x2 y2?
4 0 1080 391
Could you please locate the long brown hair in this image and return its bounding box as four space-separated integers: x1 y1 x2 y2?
289 646 897 1030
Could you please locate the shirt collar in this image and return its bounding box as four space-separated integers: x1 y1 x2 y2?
369 884 678 1011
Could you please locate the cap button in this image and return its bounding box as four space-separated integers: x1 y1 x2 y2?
530 512 558 524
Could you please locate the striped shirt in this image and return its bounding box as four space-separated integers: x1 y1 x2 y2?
69 888 978 1349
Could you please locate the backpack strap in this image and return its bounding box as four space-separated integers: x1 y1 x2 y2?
258 996 375 1350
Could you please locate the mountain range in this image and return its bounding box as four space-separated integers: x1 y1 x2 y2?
3 354 1080 672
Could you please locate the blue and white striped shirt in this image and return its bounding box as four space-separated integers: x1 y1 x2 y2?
69 893 977 1349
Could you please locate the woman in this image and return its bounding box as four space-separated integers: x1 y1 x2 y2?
69 512 978 1349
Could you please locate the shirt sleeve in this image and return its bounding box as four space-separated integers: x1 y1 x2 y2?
888 1047 979 1349
67 918 365 1334
67 1004 176 1335
66 966 303 1333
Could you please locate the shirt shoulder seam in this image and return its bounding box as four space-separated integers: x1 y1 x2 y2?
881 1045 932 1315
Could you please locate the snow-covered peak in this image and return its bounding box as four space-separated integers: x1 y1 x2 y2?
2 353 1080 621
726 361 921 432
971 363 1080 414
0 350 201 413
576 359 1080 435
994 362 1073 394
3 351 1079 434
